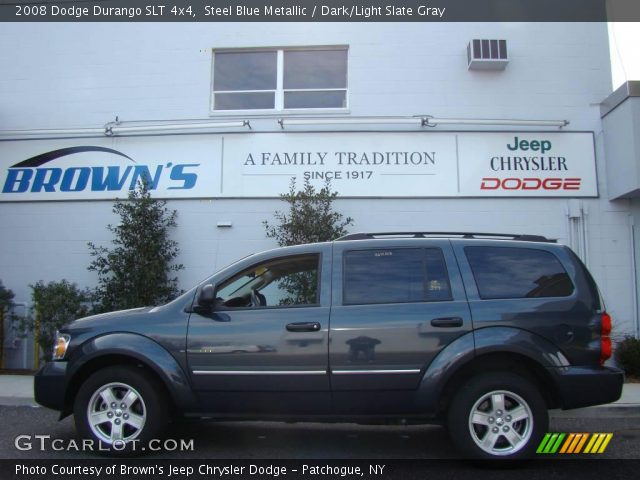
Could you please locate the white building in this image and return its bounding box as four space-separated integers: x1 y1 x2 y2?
1 22 638 368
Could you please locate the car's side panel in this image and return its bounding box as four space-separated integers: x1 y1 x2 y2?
186 243 333 414
65 332 198 412
451 240 601 366
329 239 472 414
414 326 571 413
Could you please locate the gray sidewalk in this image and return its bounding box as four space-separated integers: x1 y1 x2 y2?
0 375 36 406
0 374 639 414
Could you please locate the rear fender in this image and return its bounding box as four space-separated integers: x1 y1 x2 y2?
415 327 569 413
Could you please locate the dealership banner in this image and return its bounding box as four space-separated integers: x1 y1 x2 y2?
0 131 597 201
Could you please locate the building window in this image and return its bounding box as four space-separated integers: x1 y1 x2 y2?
212 47 348 112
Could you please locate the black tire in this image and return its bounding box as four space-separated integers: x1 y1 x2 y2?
446 372 548 459
74 366 168 455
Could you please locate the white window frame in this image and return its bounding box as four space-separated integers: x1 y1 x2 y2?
210 46 349 116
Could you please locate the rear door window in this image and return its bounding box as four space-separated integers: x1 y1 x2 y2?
465 246 574 299
343 248 452 305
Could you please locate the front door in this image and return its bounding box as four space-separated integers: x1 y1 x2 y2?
187 247 331 415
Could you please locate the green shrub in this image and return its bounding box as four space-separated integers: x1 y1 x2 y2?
14 280 90 362
88 179 183 313
615 336 640 378
0 280 16 366
263 178 353 246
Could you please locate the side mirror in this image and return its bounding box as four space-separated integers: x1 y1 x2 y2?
196 284 216 312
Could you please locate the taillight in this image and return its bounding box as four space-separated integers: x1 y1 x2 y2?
600 312 612 366
601 312 612 336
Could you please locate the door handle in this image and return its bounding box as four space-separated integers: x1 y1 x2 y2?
286 322 321 332
430 317 464 328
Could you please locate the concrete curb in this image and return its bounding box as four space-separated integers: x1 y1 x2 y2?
0 397 37 407
551 405 640 418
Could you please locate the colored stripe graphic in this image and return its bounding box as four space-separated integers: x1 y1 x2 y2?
550 433 565 453
538 433 613 454
584 434 600 453
559 433 575 453
575 433 589 453
584 433 614 454
536 433 552 453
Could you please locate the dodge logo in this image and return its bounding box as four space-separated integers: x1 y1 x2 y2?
480 178 582 190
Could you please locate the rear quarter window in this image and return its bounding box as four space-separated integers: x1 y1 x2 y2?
465 246 574 300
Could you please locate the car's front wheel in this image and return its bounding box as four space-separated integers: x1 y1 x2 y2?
74 366 168 454
447 372 548 459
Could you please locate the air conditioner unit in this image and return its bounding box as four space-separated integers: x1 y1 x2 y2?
467 39 509 70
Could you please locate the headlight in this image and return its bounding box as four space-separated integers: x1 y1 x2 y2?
52 332 71 360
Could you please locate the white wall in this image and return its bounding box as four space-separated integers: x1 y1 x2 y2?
0 23 611 130
2 22 636 343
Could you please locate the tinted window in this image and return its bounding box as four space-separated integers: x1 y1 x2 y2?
465 247 574 299
425 248 452 301
216 255 319 308
344 248 451 305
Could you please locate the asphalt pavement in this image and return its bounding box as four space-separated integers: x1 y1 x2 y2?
1 375 639 479
2 374 639 412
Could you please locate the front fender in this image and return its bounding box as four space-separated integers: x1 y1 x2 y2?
65 333 197 414
415 327 570 413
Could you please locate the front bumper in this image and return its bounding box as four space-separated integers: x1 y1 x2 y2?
34 361 68 411
550 365 624 409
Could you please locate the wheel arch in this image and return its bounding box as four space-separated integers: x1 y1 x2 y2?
437 351 561 417
62 333 196 418
416 327 567 415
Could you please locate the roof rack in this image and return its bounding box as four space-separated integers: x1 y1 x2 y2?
335 232 555 243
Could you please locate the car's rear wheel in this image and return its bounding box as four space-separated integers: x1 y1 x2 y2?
74 366 168 455
447 372 548 459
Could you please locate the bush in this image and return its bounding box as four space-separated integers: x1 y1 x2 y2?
88 179 183 312
0 280 14 316
615 336 640 378
263 178 353 246
1 280 16 366
14 280 90 362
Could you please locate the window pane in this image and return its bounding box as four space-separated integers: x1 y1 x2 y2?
284 90 346 109
214 92 275 110
284 50 347 89
214 51 277 91
425 249 452 301
481 40 490 58
490 40 499 59
499 40 508 59
465 247 574 299
217 255 319 308
344 249 424 305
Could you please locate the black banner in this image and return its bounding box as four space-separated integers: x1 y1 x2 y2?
3 459 640 480
1 0 640 22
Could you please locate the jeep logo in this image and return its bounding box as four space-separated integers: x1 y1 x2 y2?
506 136 552 154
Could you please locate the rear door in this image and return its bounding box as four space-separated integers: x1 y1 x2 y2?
329 239 472 414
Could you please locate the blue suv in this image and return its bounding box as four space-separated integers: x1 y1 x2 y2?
35 232 623 458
